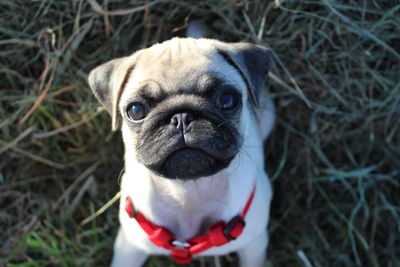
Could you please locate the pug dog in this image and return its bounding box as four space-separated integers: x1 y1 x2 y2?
88 34 275 267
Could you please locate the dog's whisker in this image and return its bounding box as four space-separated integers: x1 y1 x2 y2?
117 166 125 185
239 145 264 174
216 120 228 128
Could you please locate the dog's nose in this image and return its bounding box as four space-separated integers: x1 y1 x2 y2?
170 112 194 132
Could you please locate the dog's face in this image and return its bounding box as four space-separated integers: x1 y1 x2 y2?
89 38 271 180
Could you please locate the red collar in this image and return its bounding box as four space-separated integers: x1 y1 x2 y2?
125 185 256 265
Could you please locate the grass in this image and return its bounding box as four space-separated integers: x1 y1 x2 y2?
0 0 399 266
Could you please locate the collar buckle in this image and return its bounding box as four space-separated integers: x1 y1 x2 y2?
125 197 136 218
172 240 191 248
223 215 246 241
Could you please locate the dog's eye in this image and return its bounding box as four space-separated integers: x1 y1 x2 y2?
126 103 146 121
216 91 240 110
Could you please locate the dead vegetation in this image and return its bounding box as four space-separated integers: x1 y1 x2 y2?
0 1 399 266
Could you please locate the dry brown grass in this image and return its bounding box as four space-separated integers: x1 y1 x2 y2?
1 1 399 266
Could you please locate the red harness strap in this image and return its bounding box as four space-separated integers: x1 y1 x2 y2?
125 185 256 265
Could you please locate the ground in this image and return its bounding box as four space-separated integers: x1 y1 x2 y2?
0 1 399 267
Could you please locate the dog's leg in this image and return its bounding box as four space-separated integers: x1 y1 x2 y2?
110 228 148 267
237 231 268 267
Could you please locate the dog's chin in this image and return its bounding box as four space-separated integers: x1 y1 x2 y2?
149 148 233 180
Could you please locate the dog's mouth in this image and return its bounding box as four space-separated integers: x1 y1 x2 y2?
156 148 233 179
136 104 241 180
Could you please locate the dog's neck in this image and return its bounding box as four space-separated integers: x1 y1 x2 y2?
153 173 231 238
148 172 230 212
121 158 257 240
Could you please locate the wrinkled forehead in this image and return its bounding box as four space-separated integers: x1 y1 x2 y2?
121 38 247 100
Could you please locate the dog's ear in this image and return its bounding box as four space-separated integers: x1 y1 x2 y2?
88 55 136 131
217 43 272 108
